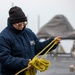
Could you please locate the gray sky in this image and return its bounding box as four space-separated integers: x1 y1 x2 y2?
0 0 75 53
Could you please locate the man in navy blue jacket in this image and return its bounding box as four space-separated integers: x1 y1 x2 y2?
0 6 61 75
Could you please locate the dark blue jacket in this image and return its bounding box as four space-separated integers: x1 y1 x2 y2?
0 25 58 75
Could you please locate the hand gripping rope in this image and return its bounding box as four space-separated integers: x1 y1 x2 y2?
15 38 58 75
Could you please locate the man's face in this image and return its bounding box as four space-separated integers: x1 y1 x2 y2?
13 22 26 30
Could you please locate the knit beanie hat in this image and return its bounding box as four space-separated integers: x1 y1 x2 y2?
8 6 27 24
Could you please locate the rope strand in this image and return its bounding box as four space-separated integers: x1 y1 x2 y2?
15 38 57 75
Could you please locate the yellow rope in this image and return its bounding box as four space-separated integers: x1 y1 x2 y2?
15 38 57 75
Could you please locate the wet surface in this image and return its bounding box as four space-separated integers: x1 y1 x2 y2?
37 55 75 75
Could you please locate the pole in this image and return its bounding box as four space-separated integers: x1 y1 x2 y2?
38 15 40 31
